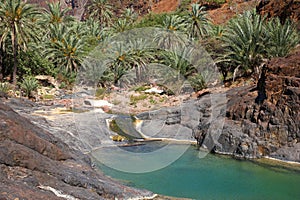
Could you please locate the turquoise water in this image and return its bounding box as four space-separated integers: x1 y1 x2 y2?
95 144 300 200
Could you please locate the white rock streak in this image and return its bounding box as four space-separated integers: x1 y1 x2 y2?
38 185 79 200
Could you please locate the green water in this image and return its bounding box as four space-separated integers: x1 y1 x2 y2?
95 145 300 200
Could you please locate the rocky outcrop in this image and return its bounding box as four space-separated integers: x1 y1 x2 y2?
257 0 300 29
0 100 154 199
195 49 300 162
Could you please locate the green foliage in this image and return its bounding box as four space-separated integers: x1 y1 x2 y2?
130 94 148 105
95 87 107 98
0 82 11 94
161 48 196 78
20 77 39 97
18 51 56 77
0 0 40 85
221 10 267 74
134 13 170 28
220 10 299 79
132 85 151 92
188 73 207 91
185 4 211 40
87 0 113 28
122 8 138 24
206 0 226 5
112 19 132 33
43 24 87 73
40 1 74 26
266 18 299 57
149 97 157 104
42 94 55 100
154 15 188 49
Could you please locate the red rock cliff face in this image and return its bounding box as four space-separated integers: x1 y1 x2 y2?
257 0 300 29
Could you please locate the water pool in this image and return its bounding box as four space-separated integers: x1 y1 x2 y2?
94 144 300 199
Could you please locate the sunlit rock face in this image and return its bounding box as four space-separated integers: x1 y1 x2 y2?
0 100 154 199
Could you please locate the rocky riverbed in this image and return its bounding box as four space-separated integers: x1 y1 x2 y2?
0 99 157 200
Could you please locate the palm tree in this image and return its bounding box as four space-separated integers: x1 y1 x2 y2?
221 10 267 76
186 4 210 40
121 8 138 24
44 27 87 73
41 2 74 26
87 0 113 28
112 19 131 33
99 38 154 85
266 18 299 57
154 15 188 50
161 47 196 79
0 0 39 85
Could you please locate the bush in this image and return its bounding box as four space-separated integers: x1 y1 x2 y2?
0 82 11 94
20 77 39 97
130 94 148 105
95 87 107 98
266 18 299 57
188 73 207 91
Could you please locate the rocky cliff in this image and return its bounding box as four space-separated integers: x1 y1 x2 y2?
195 48 300 162
257 0 300 29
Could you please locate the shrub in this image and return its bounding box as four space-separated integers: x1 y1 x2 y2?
20 77 39 97
0 82 11 94
95 87 107 98
266 18 299 57
188 73 207 91
130 94 148 105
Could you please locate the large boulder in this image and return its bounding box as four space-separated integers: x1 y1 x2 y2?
0 101 154 199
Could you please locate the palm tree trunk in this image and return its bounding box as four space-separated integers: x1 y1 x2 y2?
0 44 3 81
12 25 18 86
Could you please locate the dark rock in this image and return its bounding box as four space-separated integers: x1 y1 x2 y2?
208 49 300 161
257 0 300 30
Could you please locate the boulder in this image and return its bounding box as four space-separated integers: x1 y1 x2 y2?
0 101 154 199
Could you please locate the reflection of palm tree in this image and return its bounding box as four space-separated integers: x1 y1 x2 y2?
87 0 113 28
186 4 210 40
0 0 39 85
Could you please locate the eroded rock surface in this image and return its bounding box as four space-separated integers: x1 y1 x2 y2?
195 49 300 162
0 100 154 200
257 0 300 29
